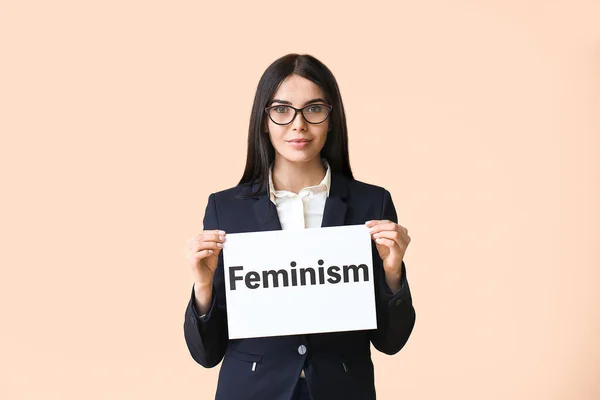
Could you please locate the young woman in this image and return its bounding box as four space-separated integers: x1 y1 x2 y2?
183 53 416 400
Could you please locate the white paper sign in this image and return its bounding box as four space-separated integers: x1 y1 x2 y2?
222 224 377 339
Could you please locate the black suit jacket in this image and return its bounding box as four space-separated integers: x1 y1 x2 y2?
183 170 416 400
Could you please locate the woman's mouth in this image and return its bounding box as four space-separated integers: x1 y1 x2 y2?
286 139 313 149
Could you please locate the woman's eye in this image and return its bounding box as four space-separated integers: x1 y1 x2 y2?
274 106 290 113
306 105 323 113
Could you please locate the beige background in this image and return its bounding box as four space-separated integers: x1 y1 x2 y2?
1 1 599 399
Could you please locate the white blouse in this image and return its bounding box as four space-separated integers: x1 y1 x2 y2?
268 159 331 230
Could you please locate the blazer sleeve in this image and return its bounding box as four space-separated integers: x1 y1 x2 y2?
368 189 417 355
183 193 229 368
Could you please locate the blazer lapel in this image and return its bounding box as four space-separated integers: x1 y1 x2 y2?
320 170 348 228
252 182 282 231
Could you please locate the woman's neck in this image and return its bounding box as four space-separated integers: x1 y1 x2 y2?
271 156 326 194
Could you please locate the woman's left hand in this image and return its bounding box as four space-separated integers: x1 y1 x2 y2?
365 220 411 292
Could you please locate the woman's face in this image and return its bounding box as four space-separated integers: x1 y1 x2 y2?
265 74 330 165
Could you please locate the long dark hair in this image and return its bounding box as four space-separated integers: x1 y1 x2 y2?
237 53 353 198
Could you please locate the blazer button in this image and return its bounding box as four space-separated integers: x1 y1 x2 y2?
298 345 307 355
395 299 403 306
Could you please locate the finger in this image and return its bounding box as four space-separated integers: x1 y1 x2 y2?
372 230 401 244
374 229 410 242
193 241 225 253
374 237 399 250
186 245 222 263
195 233 226 244
365 219 392 227
367 222 398 234
373 230 409 252
194 249 214 259
196 230 226 240
189 249 215 265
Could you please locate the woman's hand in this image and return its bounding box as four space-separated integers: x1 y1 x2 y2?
365 220 411 293
184 230 226 286
184 230 226 315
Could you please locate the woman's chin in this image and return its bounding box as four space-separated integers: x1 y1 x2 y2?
276 151 321 164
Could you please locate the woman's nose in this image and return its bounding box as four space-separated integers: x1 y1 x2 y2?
291 111 307 130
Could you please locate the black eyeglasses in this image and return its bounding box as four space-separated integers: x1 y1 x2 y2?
264 104 333 125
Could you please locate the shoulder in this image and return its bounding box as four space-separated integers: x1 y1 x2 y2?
344 177 397 221
347 177 388 195
343 175 391 201
208 182 257 204
334 173 396 217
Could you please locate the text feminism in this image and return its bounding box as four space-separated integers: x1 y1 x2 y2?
228 259 369 290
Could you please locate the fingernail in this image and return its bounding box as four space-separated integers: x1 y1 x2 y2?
218 230 226 235
217 243 224 247
219 236 226 241
208 250 214 254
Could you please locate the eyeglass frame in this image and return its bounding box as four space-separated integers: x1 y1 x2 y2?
264 103 333 125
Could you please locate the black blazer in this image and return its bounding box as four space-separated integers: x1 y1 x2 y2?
183 170 416 400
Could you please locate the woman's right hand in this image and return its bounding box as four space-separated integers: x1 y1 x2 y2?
184 230 226 286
